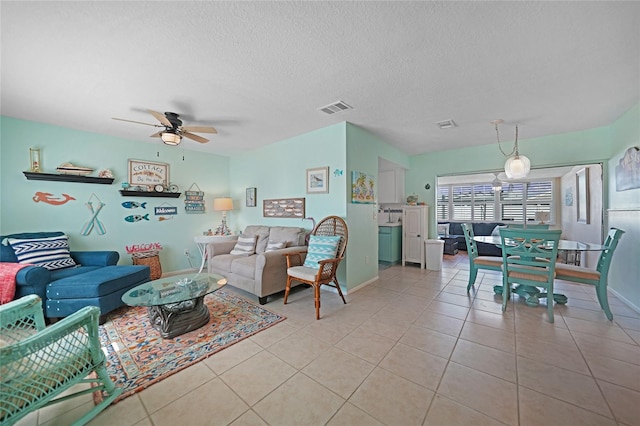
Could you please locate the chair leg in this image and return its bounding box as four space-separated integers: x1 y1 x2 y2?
284 276 292 304
547 295 554 323
502 277 509 312
314 284 321 320
333 278 347 304
467 265 478 292
596 284 613 321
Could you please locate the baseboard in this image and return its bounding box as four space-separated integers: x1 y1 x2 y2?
161 268 198 278
320 276 379 296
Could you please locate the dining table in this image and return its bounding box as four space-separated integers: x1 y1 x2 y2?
473 235 606 306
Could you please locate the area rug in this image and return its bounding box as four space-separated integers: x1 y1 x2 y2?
97 289 285 404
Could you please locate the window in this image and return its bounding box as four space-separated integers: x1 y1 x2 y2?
437 180 555 223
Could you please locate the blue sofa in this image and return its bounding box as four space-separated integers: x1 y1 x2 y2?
439 222 505 257
1 231 150 323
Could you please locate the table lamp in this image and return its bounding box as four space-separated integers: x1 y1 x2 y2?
213 197 234 235
535 211 550 224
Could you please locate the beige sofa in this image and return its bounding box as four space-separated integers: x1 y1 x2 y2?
207 225 307 304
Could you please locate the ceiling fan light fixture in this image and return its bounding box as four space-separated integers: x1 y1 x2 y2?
161 132 182 146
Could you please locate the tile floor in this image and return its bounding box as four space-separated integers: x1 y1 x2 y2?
17 253 640 426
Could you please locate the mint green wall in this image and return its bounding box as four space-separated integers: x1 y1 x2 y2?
0 117 230 272
345 123 410 290
607 103 640 310
407 126 612 238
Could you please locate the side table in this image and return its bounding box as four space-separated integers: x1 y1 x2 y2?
440 237 459 255
193 235 237 273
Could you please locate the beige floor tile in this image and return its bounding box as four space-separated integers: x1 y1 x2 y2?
459 321 516 353
626 329 640 345
132 418 153 426
414 310 465 337
228 410 268 426
266 329 332 369
138 360 216 413
598 380 640 426
435 291 474 308
379 342 447 390
90 395 148 426
372 303 424 325
515 334 590 375
563 317 636 344
616 315 640 332
335 326 396 364
203 338 264 374
582 351 640 391
424 394 506 426
451 339 517 382
150 378 249 426
438 362 518 425
220 351 296 405
400 325 457 359
39 402 96 426
35 383 94 424
357 316 411 340
517 356 612 417
302 347 375 399
349 367 434 426
518 386 616 426
403 284 441 299
557 305 616 323
465 307 515 332
248 321 299 348
573 330 640 366
325 402 384 426
253 373 344 425
426 300 470 320
301 315 358 344
473 297 512 315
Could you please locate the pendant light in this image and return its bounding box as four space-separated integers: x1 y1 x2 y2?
492 119 531 179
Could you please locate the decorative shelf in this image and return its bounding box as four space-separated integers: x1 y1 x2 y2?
119 190 181 198
23 172 114 185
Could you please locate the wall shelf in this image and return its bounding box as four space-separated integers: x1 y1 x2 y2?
23 171 114 185
119 190 181 198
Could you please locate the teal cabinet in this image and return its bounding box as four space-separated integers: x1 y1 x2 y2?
378 226 402 263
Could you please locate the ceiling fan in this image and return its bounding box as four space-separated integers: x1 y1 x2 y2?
112 110 217 145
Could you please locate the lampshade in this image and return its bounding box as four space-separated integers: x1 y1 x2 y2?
161 132 182 146
504 154 531 179
213 197 234 211
491 175 503 191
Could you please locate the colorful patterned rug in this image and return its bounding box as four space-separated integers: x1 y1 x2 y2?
98 289 285 403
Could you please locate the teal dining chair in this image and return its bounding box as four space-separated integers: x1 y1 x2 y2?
499 228 562 322
555 228 625 320
461 223 502 292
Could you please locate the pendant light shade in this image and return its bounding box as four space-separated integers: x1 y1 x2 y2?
504 154 531 179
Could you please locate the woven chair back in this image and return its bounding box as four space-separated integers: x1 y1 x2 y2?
312 216 348 259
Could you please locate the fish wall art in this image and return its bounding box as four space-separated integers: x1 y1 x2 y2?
121 201 147 209
125 214 149 223
32 192 75 205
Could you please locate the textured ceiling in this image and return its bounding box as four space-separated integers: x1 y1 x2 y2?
1 1 639 156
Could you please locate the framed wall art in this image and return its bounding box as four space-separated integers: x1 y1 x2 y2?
576 167 590 224
246 187 257 207
128 159 169 191
263 198 305 218
351 171 376 204
306 167 329 194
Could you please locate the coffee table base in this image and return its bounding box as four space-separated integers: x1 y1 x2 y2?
147 296 210 339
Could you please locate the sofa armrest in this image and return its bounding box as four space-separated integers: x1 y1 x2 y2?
70 251 119 266
15 266 51 301
206 240 237 258
253 246 307 296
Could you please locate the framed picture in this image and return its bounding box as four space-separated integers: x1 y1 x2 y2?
128 159 169 191
306 167 329 194
246 187 257 207
351 171 376 204
576 167 590 224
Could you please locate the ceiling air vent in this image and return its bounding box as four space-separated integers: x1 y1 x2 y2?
319 101 352 115
436 119 456 129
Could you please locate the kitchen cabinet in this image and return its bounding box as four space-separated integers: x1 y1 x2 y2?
378 168 405 203
378 225 402 263
402 205 429 268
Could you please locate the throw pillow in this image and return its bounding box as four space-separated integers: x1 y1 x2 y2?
491 225 507 236
265 241 287 252
230 234 258 256
303 235 341 270
8 234 77 270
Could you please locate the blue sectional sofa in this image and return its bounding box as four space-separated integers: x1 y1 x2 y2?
438 222 505 257
1 231 150 323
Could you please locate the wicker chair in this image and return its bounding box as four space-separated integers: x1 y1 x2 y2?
0 295 121 425
283 216 348 319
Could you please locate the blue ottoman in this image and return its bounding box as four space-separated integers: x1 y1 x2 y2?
46 265 150 322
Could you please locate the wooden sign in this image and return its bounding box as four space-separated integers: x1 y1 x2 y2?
263 198 305 218
184 183 205 214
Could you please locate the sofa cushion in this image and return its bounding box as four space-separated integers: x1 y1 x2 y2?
46 265 149 299
473 222 501 236
210 254 238 273
303 235 341 269
230 234 258 256
230 255 258 280
7 235 77 271
269 226 306 247
244 226 271 253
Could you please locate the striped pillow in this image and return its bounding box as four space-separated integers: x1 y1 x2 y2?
230 234 258 256
8 234 77 270
303 235 341 269
265 241 287 252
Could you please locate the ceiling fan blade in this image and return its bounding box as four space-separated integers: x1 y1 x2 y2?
182 132 209 143
181 125 217 134
148 109 172 127
150 131 162 138
112 117 162 127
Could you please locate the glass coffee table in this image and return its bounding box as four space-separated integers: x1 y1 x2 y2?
122 273 227 339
